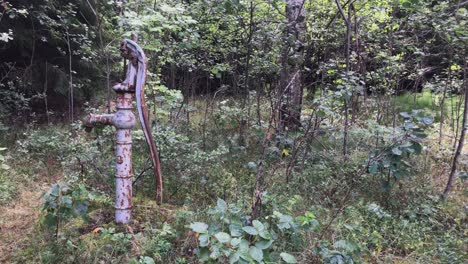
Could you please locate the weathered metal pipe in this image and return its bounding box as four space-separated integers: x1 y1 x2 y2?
83 39 162 224
84 89 136 224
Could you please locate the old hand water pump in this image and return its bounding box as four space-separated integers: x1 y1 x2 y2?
84 39 163 224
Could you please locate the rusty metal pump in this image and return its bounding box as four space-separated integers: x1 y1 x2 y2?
84 39 163 224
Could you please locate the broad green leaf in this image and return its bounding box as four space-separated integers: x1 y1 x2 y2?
399 112 411 118
139 256 155 264
198 247 210 261
231 237 242 247
229 224 242 237
252 220 264 231
280 252 297 263
210 244 221 259
217 198 227 212
242 226 258 235
255 239 273 250
249 246 263 262
214 232 231 243
229 252 240 264
190 222 208 233
199 234 210 247
258 229 272 240
277 214 294 230
239 239 250 253
404 120 416 130
333 240 360 253
421 116 433 125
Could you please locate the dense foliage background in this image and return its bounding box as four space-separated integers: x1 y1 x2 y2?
0 0 466 263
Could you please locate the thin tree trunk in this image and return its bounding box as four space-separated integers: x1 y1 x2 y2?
454 92 463 150
443 60 467 199
66 30 74 123
335 0 352 157
44 61 49 125
239 0 255 146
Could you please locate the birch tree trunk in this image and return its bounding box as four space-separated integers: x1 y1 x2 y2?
279 0 305 131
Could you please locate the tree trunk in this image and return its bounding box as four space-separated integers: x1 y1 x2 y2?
443 61 467 199
66 30 74 123
335 0 352 157
279 0 305 131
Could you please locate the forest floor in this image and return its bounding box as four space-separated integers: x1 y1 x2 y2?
0 156 61 262
0 186 45 262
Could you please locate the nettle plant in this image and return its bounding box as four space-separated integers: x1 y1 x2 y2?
367 110 433 181
189 199 298 263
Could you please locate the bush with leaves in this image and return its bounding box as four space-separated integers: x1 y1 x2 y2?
367 110 433 181
189 199 299 263
42 182 96 237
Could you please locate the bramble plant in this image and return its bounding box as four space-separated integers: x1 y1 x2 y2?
367 110 433 181
42 182 95 237
189 199 299 263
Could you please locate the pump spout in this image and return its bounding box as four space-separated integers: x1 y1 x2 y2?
83 113 114 132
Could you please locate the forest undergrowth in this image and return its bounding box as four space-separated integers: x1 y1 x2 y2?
0 92 465 264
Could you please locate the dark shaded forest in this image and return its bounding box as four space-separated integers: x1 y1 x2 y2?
0 0 466 263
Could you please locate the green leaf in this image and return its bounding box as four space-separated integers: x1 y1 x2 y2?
49 184 60 197
231 237 242 247
217 199 227 212
457 171 468 181
210 244 221 259
412 142 422 154
198 247 210 261
239 239 250 253
190 222 208 233
317 110 326 118
247 162 257 170
333 240 360 253
242 226 258 235
214 232 231 243
421 116 433 125
249 246 263 262
280 252 297 263
450 64 461 71
139 256 155 264
258 229 272 240
252 220 264 231
229 252 240 264
404 120 416 130
277 214 294 230
368 162 379 175
229 224 242 237
392 147 402 156
255 239 273 250
61 196 73 208
399 112 411 118
199 234 210 247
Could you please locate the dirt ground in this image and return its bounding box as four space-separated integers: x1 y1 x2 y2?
0 186 46 263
